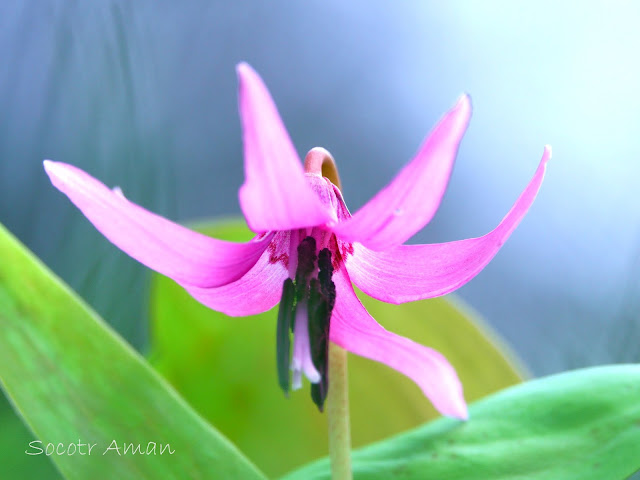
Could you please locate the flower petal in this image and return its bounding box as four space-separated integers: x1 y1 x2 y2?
182 231 290 316
44 160 272 288
236 63 332 232
346 146 551 303
330 268 468 419
331 95 471 250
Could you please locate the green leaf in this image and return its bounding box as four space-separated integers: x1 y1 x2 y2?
281 365 640 480
0 393 61 480
0 223 266 480
148 218 527 478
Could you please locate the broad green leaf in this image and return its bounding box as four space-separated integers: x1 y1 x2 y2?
281 364 640 480
149 218 527 478
0 223 266 480
0 393 61 480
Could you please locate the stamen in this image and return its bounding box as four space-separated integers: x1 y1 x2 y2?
295 236 317 292
318 248 336 309
293 236 317 332
276 278 296 394
275 238 338 409
308 279 330 410
307 248 336 411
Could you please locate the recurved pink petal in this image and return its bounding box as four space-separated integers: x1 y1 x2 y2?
237 63 332 232
346 146 551 303
44 160 272 288
330 268 468 419
183 231 290 316
332 95 471 251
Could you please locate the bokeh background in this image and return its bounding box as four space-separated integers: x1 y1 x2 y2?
1 0 639 416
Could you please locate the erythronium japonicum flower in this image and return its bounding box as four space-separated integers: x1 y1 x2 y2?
44 62 550 421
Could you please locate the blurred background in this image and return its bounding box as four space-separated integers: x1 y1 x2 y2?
1 0 639 391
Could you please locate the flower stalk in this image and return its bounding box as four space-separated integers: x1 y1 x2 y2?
327 344 352 480
307 148 352 477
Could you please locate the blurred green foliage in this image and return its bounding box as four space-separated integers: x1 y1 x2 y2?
148 218 527 478
0 394 60 479
0 223 265 480
1 217 639 480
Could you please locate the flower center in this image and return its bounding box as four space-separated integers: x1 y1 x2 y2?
276 234 336 411
273 147 350 411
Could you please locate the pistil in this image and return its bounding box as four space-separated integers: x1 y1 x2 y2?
292 301 321 389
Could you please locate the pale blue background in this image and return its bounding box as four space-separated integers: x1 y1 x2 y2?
1 1 639 377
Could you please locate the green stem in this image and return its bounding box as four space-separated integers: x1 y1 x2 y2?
327 343 352 480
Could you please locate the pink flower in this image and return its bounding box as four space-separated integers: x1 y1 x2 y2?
44 63 549 420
